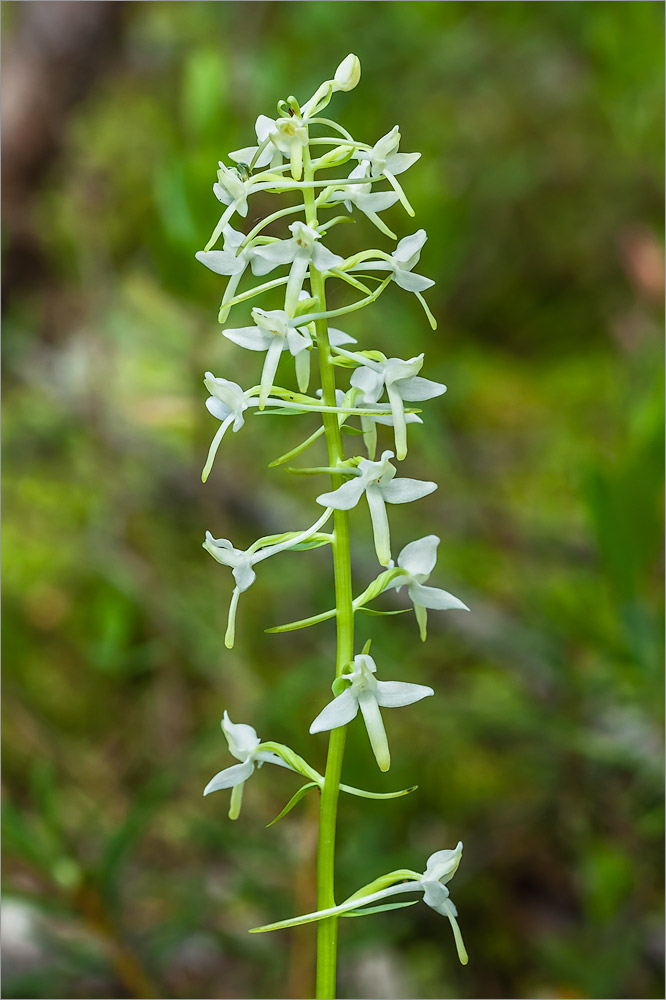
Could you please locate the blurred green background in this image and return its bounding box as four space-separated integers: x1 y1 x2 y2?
2 2 664 998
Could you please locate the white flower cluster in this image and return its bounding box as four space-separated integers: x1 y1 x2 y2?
196 54 469 967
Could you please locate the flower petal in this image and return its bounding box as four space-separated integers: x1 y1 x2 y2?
397 376 446 401
309 688 359 733
358 692 390 771
206 397 232 421
222 711 260 756
232 560 256 592
351 366 384 402
328 327 357 346
223 326 273 351
255 114 276 143
203 758 255 795
366 484 392 566
424 842 463 883
397 535 440 578
385 151 421 176
311 242 345 273
393 229 427 263
354 191 400 214
393 269 435 292
380 478 437 504
407 582 468 611
196 250 246 276
316 475 367 510
375 680 434 708
252 240 298 274
259 338 284 408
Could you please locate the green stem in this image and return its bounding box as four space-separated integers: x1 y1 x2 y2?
303 145 354 1000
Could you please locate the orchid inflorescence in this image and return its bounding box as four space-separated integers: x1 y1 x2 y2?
196 54 470 994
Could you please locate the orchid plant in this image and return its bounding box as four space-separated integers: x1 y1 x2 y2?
197 54 469 998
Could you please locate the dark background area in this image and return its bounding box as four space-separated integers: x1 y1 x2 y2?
2 3 664 998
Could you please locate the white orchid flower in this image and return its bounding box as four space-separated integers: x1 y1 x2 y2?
384 535 469 640
203 507 332 648
252 222 344 315
354 229 434 293
250 842 468 966
355 125 420 179
229 114 284 171
222 307 312 407
268 116 310 180
316 450 436 566
204 712 294 819
203 162 258 252
230 113 309 180
327 162 399 237
213 162 252 218
346 351 445 459
196 225 282 322
310 653 433 771
201 374 255 483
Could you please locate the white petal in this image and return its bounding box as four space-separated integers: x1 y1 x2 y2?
414 602 428 642
223 326 273 351
251 240 298 274
393 229 427 263
255 114 275 143
384 355 424 384
424 843 463 883
375 680 434 708
203 759 255 795
328 327 357 346
286 326 312 356
358 691 390 771
222 711 260 756
366 484 392 566
229 145 258 164
206 397 232 421
232 560 256 592
316 476 366 510
393 269 435 292
397 535 440 578
380 478 437 504
408 582 468 611
295 348 311 393
309 688 359 733
351 366 384 401
222 225 245 250
213 182 233 206
311 242 344 273
259 338 284 408
385 151 421 176
196 250 246 276
354 191 400 214
398 376 446 401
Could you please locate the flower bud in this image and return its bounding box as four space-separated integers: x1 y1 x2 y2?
333 54 361 93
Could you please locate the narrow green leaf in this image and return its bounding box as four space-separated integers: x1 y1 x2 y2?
254 408 308 416
339 783 417 800
268 426 326 467
266 782 319 828
266 608 336 633
342 900 418 918
358 607 411 617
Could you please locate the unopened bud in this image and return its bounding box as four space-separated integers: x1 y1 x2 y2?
333 54 361 93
